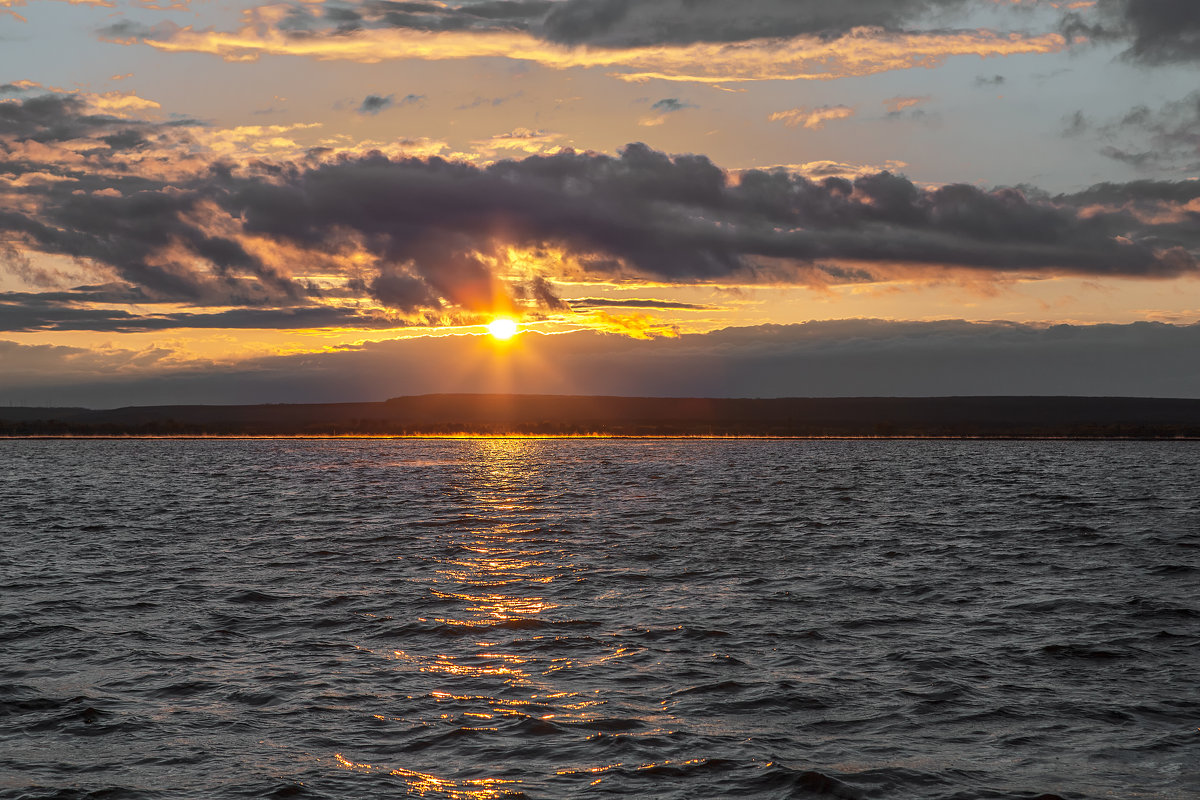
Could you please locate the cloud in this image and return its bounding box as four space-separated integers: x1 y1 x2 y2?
5 320 1200 405
639 96 697 126
0 339 175 386
884 96 930 114
456 91 523 110
650 98 693 113
1061 0 1200 64
3 92 1199 338
1070 92 1200 171
0 288 413 332
538 0 988 47
974 73 1005 86
357 93 393 114
356 92 424 114
567 297 714 310
470 127 565 155
740 159 911 180
769 105 856 130
98 1 1069 83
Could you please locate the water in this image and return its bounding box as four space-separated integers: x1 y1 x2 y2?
1 439 1197 800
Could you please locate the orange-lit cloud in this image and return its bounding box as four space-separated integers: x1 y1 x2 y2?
111 12 1068 83
470 128 567 158
768 105 856 129
884 95 931 113
86 90 162 116
734 159 911 179
585 311 680 340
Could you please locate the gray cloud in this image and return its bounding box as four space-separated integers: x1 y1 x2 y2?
1105 92 1200 170
153 0 984 52
4 319 1200 406
1062 0 1200 64
358 94 394 114
1063 109 1089 137
649 98 696 114
0 93 164 146
356 92 425 114
974 74 1005 87
1067 92 1200 172
537 0 976 48
269 0 553 37
0 292 409 332
456 91 524 110
223 143 1197 294
567 297 714 310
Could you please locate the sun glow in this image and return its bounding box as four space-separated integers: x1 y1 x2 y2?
487 317 518 340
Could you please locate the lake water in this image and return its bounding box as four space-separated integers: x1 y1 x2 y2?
1 440 1197 799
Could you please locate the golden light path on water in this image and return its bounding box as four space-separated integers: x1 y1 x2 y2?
333 439 657 797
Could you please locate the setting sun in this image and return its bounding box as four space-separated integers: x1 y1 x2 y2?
487 318 519 340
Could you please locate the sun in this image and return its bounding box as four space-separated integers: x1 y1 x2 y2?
486 317 519 340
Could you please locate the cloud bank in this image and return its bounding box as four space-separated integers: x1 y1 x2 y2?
2 91 1199 334
3 320 1199 406
99 0 1067 82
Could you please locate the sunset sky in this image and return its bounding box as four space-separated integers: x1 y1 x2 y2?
2 0 1199 404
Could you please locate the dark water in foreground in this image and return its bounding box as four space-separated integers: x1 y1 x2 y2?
1 440 1197 800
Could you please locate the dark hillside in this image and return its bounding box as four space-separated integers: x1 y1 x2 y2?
3 395 1200 437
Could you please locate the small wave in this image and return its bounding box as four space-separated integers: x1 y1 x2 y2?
563 717 645 733
1147 563 1196 575
226 589 284 604
9 786 156 800
1039 643 1132 660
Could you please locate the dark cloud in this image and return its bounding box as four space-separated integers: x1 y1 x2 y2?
267 0 553 37
1062 0 1200 64
223 143 1196 290
0 298 408 332
3 183 308 305
567 297 713 310
4 320 1200 406
649 98 695 113
538 0 974 48
180 0 982 51
357 94 394 114
1060 179 1200 207
974 74 1004 87
356 92 425 114
0 94 128 144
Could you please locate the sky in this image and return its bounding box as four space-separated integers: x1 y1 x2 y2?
1 0 1199 405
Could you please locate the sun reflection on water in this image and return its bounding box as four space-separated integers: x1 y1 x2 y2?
333 753 518 799
332 439 632 794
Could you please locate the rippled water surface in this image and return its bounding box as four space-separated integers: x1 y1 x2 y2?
2 440 1198 799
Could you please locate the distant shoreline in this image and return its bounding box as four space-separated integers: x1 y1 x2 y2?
4 393 1200 440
